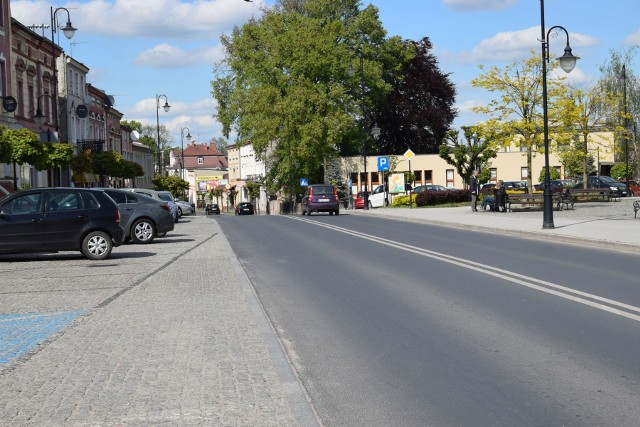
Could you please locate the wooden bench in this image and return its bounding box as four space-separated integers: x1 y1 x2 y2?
568 188 618 202
506 193 544 211
507 193 571 212
634 201 640 219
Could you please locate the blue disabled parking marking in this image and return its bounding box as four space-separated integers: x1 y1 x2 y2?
0 310 83 364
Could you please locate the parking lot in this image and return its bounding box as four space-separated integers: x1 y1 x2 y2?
0 214 299 426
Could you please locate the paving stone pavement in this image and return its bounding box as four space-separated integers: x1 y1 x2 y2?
0 216 313 427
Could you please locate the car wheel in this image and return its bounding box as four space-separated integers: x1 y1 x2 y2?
335 210 340 216
177 207 183 218
81 231 113 260
132 219 156 244
368 201 373 209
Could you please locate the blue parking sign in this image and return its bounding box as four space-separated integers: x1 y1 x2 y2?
377 156 389 171
300 178 309 187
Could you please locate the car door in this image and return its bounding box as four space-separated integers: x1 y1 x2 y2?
0 191 45 253
43 189 92 250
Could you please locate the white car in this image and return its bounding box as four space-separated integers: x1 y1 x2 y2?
175 199 195 218
368 185 391 208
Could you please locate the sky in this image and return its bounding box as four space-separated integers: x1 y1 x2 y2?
10 0 640 148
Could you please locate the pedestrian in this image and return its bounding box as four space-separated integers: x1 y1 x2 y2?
493 180 507 212
470 169 479 211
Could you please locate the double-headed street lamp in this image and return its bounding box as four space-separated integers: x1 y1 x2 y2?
49 7 77 135
156 94 171 174
539 0 579 229
180 126 192 179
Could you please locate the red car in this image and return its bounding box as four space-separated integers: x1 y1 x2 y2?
354 191 369 209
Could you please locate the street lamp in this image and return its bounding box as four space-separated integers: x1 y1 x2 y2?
623 64 630 197
49 7 77 134
180 126 192 180
348 52 371 210
156 94 171 174
540 0 579 229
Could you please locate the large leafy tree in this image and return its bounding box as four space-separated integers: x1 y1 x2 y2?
597 47 639 178
212 0 406 193
439 126 497 189
471 52 569 190
556 82 617 185
373 37 457 155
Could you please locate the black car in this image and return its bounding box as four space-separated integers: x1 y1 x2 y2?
0 188 125 260
205 203 221 215
301 184 340 215
99 188 175 244
234 202 255 216
572 176 629 197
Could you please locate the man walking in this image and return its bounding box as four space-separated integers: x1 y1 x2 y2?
470 169 479 212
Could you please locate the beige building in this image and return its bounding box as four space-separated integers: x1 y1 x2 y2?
339 132 616 194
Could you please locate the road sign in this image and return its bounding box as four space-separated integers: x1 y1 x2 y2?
300 178 309 187
404 149 415 161
377 156 389 171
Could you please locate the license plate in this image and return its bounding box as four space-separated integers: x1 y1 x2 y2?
319 198 329 202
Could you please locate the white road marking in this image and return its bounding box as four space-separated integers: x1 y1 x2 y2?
290 217 640 323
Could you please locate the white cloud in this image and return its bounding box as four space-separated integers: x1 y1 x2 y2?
134 44 225 68
11 0 263 39
625 29 640 47
466 26 598 63
457 100 483 113
443 0 516 12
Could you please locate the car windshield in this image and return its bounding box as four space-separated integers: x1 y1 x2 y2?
599 176 617 183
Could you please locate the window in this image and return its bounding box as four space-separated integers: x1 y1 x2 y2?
48 191 81 211
198 157 204 165
424 170 433 183
521 167 528 179
2 193 42 215
414 170 422 184
490 168 497 183
446 169 455 187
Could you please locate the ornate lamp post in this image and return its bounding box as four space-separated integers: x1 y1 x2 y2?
49 7 76 135
180 126 192 180
156 94 171 174
540 0 579 229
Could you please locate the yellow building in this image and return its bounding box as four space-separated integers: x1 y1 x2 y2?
339 132 616 193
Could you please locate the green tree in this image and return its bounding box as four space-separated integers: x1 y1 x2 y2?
152 174 189 198
471 51 569 191
610 163 633 180
210 136 228 156
2 128 45 168
439 126 497 190
598 47 639 179
244 181 261 210
556 81 617 187
72 149 93 184
212 0 405 192
43 143 75 170
538 166 561 183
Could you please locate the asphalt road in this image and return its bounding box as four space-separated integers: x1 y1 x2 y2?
217 212 640 427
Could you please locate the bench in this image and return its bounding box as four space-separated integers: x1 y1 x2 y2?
568 188 618 202
506 193 544 211
634 201 640 219
507 193 571 212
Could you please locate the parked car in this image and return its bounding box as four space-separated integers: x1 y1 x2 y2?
122 189 179 222
354 191 369 209
413 184 449 193
503 180 528 192
533 179 574 192
367 184 391 208
100 188 174 244
205 203 221 215
619 179 639 196
235 202 255 216
174 199 195 218
0 188 125 260
301 184 340 215
572 175 629 197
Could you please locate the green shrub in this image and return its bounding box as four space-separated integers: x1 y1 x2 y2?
415 189 470 207
391 194 417 207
